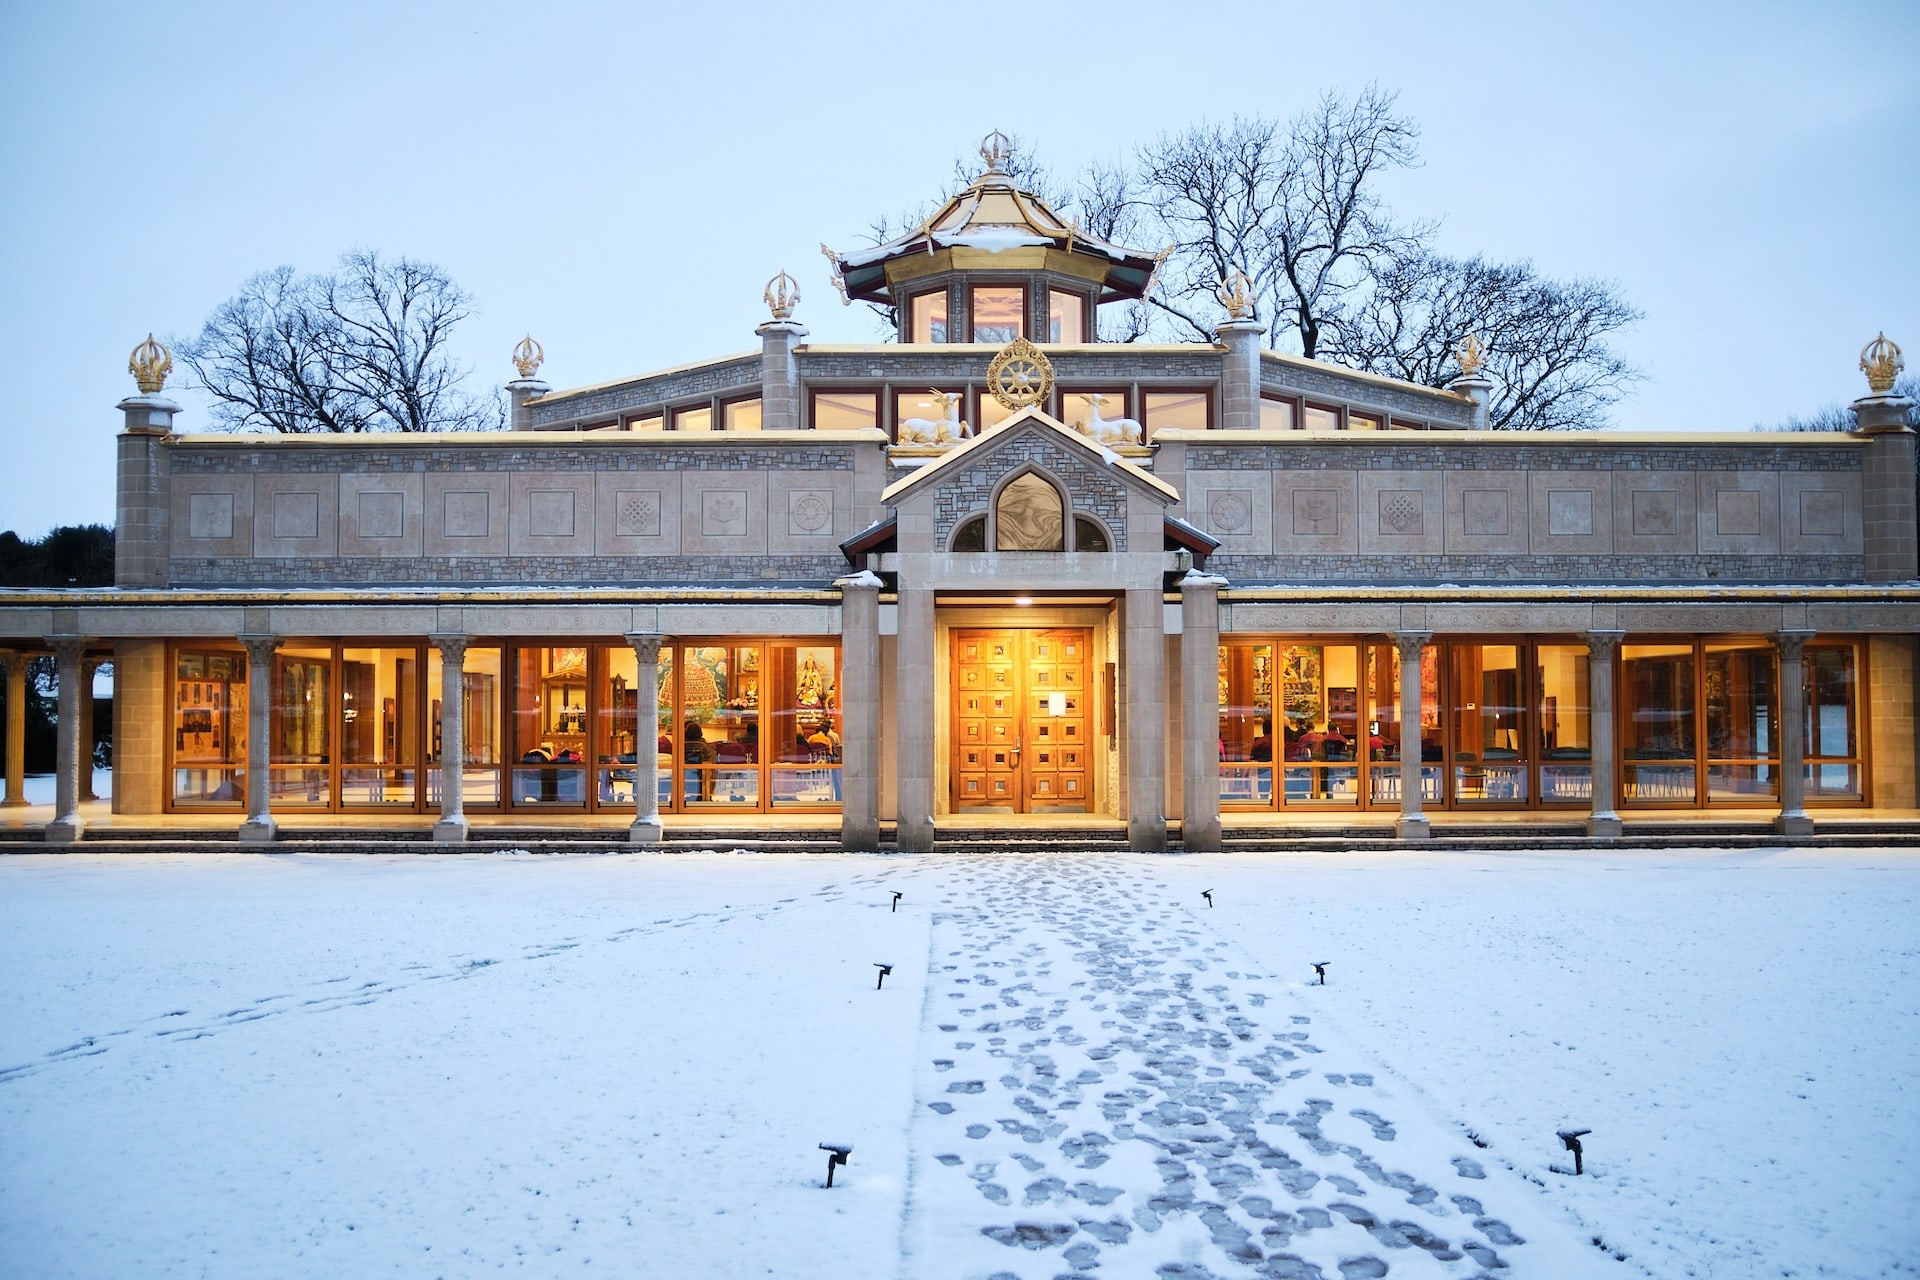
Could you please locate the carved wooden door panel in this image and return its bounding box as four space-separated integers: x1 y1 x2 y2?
951 628 1091 813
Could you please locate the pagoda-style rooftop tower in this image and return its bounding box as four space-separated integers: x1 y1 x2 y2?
824 130 1163 345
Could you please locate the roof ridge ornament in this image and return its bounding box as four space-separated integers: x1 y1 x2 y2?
511 335 544 380
1861 332 1903 394
818 244 850 305
764 271 801 321
129 333 172 393
1456 332 1485 378
1215 269 1255 320
979 129 1012 177
986 336 1053 411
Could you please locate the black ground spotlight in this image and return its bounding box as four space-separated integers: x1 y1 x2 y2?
1557 1128 1592 1175
874 962 894 990
1202 889 1214 908
1312 962 1329 985
891 891 903 913
819 1142 852 1188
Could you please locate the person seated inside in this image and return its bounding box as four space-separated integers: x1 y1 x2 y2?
1249 719 1274 762
682 721 710 764
782 733 813 764
805 723 839 760
1323 726 1350 760
657 730 673 754
1299 722 1327 759
714 734 750 764
521 742 554 764
1283 722 1307 761
1369 729 1389 759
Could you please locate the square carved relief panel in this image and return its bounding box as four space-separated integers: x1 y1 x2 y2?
1378 489 1423 536
1292 488 1339 536
701 489 748 538
615 490 662 538
1462 489 1510 538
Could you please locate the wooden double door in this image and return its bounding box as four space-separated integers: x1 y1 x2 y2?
951 628 1093 813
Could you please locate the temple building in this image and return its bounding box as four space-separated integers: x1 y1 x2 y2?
2 134 1917 850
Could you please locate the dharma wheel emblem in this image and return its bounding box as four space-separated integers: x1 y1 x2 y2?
986 336 1053 411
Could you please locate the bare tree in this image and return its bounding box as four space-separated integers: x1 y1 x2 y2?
178 252 501 433
1119 89 1427 356
1322 251 1643 430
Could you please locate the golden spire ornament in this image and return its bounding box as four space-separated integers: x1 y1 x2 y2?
1861 332 1903 394
764 271 801 321
1215 269 1255 320
129 333 172 394
511 335 544 380
979 129 1012 176
1456 333 1486 378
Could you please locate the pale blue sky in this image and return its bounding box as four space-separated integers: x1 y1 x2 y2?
1 0 1914 537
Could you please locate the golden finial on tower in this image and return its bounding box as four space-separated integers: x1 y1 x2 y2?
511 335 544 380
764 271 801 321
1861 332 1904 394
1215 269 1255 320
979 129 1012 176
129 334 172 394
1456 333 1486 378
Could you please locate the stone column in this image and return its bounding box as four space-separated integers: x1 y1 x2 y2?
1776 629 1816 838
1449 373 1495 429
1 652 27 808
431 635 469 843
757 319 808 431
238 635 278 844
1125 586 1168 852
115 393 176 588
1393 631 1431 840
835 573 882 852
1213 318 1266 431
894 584 937 854
77 659 99 802
507 378 551 431
1855 392 1917 582
45 638 87 843
1179 572 1224 851
1586 629 1625 837
626 632 666 844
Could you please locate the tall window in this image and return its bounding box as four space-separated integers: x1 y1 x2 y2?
1535 644 1592 804
1704 640 1777 802
1048 289 1085 343
1449 644 1526 803
270 645 332 807
170 646 247 807
341 647 419 807
1622 643 1697 803
970 286 1024 343
1806 644 1861 799
909 291 949 343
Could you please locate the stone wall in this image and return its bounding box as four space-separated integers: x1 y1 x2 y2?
162 437 878 587
1171 437 1866 584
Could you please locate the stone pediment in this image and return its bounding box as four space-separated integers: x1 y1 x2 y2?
883 408 1180 556
880 407 1179 509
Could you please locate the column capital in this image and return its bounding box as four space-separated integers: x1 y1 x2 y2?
833 569 884 593
1775 628 1816 662
46 636 87 664
429 633 470 664
1585 628 1626 659
626 632 668 663
1178 570 1228 596
238 633 279 662
1392 630 1431 661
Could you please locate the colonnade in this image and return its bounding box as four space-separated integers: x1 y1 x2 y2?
0 626 1853 846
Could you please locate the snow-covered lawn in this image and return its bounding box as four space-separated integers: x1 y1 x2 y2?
1 848 1914 1279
